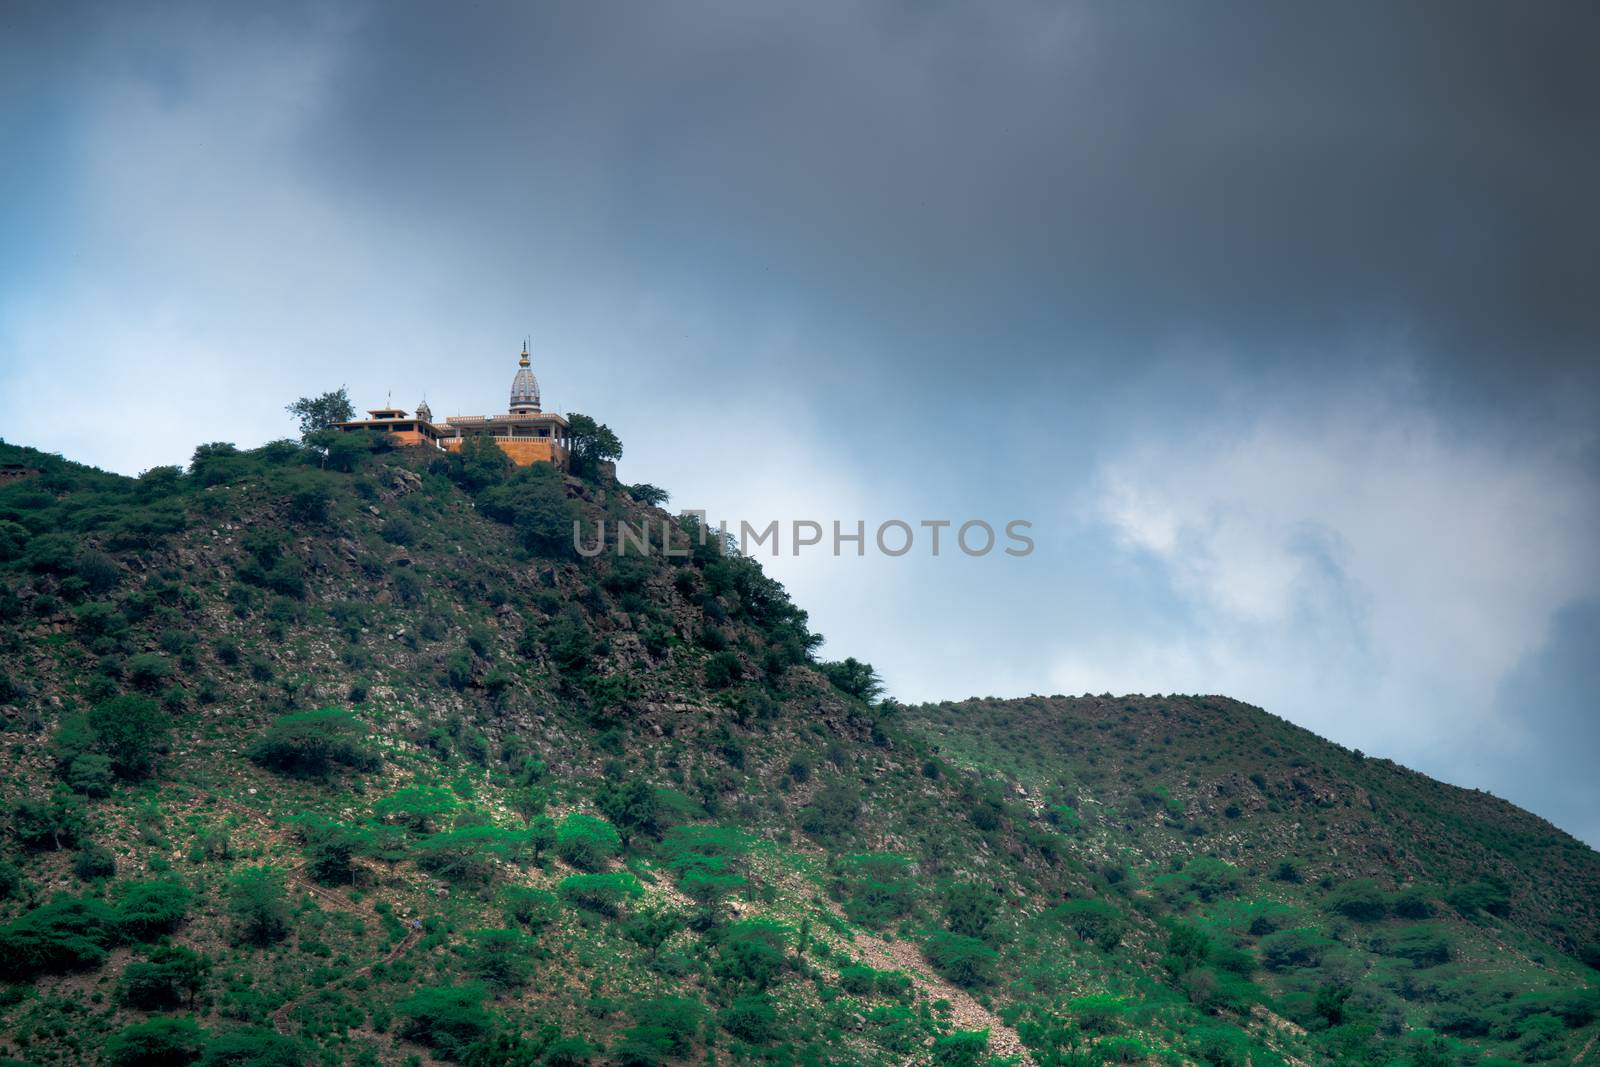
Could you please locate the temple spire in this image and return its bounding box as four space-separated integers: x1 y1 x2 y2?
509 341 541 413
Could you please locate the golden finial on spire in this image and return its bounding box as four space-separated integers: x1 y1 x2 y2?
519 338 530 367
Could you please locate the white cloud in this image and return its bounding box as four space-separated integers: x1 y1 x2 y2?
1078 383 1599 769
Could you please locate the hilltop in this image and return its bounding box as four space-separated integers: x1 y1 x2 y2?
0 431 1596 1067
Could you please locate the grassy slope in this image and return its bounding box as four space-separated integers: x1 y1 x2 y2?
0 436 1595 1067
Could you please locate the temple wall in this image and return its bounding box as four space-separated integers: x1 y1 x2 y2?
440 436 568 468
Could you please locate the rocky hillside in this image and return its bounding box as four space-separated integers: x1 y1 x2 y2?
0 433 1596 1067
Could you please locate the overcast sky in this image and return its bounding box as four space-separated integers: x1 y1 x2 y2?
3 1 1597 844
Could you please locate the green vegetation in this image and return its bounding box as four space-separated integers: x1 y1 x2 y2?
0 432 1595 1065
246 707 381 778
553 813 621 871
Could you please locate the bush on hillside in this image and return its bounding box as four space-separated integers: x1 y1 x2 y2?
617 996 702 1063
373 786 460 832
1051 898 1126 950
555 813 621 871
943 881 1001 941
465 928 539 992
114 879 193 940
0 894 120 975
296 816 371 885
66 752 116 797
11 790 86 851
118 944 212 1010
1325 879 1389 922
247 708 380 779
227 868 291 947
195 1027 305 1066
931 1030 991 1067
1260 928 1333 971
834 854 916 928
923 931 997 988
721 994 779 1043
396 984 493 1060
84 695 171 780
558 872 643 916
819 657 883 702
105 1017 207 1067
714 920 789 990
416 826 521 884
1446 878 1512 918
1375 925 1454 967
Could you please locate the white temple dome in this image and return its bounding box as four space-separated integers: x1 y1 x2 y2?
509 343 541 413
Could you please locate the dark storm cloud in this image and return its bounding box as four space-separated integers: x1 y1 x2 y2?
293 0 1600 404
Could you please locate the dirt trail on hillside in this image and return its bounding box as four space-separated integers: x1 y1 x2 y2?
206 794 429 1044
270 925 424 1033
816 900 1032 1065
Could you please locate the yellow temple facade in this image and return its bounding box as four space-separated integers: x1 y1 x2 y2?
335 344 571 468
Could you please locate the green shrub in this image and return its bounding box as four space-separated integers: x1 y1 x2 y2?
118 944 211 1010
1045 804 1081 832
839 964 879 996
126 653 174 691
1190 1025 1251 1067
704 650 743 689
0 518 28 560
819 657 883 702
297 816 370 885
1260 928 1332 971
555 813 621 871
1446 878 1512 918
542 612 593 676
465 928 539 992
1376 924 1453 967
10 789 86 850
798 780 860 842
720 994 778 1043
714 920 789 990
1392 888 1436 919
0 859 21 900
939 882 998 941
74 600 128 638
23 532 76 573
1050 898 1126 949
247 708 380 778
558 872 643 915
105 1017 207 1066
66 752 116 797
1070 993 1129 1035
836 854 916 928
227 868 291 946
417 825 521 884
923 931 996 988
619 996 703 1062
1171 857 1243 903
930 1029 990 1066
197 1027 304 1066
86 694 171 779
73 843 117 881
535 1035 594 1067
499 886 560 930
594 779 664 844
1325 879 1389 922
374 785 460 832
115 879 193 940
396 984 494 1061
0 894 119 975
